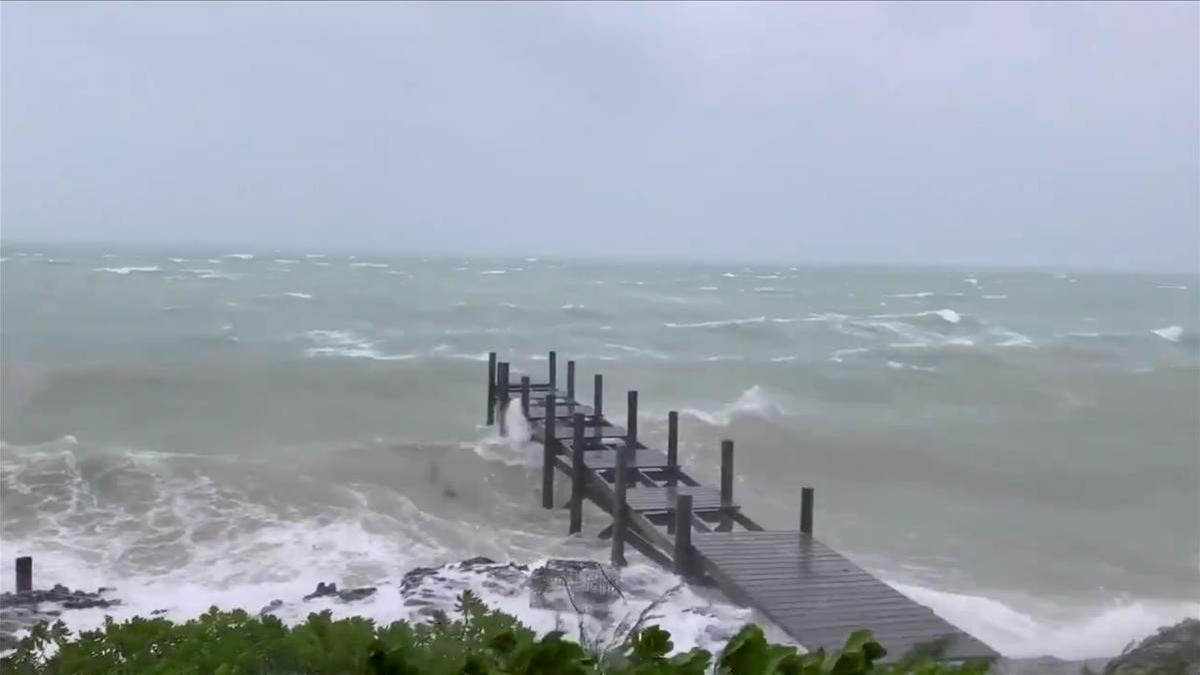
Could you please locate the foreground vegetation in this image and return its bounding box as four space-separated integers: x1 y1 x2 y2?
1 591 989 674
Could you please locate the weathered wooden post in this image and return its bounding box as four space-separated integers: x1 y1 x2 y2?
566 361 576 402
548 351 557 390
486 352 497 425
667 411 679 488
612 444 629 566
520 376 531 419
593 374 604 419
626 390 638 447
570 413 586 534
673 494 693 577
497 362 510 436
800 487 815 536
542 394 556 509
720 440 734 531
15 556 32 593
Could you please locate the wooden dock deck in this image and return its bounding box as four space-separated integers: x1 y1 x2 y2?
485 352 997 661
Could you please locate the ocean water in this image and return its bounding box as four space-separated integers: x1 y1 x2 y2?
1 243 1197 659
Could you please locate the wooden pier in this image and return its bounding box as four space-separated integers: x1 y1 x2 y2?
486 352 997 661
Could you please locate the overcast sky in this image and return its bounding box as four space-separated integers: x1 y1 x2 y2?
2 1 1197 270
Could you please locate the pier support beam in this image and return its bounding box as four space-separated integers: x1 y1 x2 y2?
548 351 557 390
593 374 603 419
570 413 585 534
800 487 814 536
673 494 693 577
612 443 629 566
15 556 31 593
720 440 734 532
626 391 638 447
542 394 556 509
497 362 510 436
667 411 678 488
486 352 497 425
520 376 531 419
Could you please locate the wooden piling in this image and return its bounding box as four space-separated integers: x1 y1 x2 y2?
612 443 629 566
570 413 585 534
593 374 604 418
542 394 556 510
497 362 510 436
15 556 31 593
520 376 531 418
566 361 576 401
720 440 734 532
626 390 638 447
548 351 557 389
486 352 497 425
800 487 814 536
673 494 693 577
667 411 679 488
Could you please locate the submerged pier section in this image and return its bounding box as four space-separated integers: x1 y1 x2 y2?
485 351 996 660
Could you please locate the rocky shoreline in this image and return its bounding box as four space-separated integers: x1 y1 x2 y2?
1 557 1195 673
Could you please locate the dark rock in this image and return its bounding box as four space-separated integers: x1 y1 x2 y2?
459 556 496 568
259 599 283 617
529 559 622 615
400 567 440 594
304 582 338 601
1105 618 1200 675
337 587 377 603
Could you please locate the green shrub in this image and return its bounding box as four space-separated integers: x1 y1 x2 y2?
1 591 990 674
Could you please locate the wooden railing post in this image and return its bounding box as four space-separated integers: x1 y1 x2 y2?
673 494 693 577
486 352 497 425
593 374 604 419
612 443 629 566
720 440 734 531
542 394 556 509
566 361 575 402
497 362 510 436
626 390 638 447
548 351 557 390
800 487 814 536
570 413 585 534
667 411 679 488
520 376 531 419
15 556 31 593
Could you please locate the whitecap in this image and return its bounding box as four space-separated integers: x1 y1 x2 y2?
480 270 506 275
664 316 766 329
1156 285 1188 290
994 329 1034 348
95 266 160 275
350 262 388 268
887 292 934 298
604 343 668 359
963 277 979 286
752 287 778 293
680 385 785 426
283 292 313 300
891 582 1197 660
1152 325 1183 342
697 286 720 291
721 272 737 278
983 294 1008 300
223 253 255 260
274 259 300 264
830 347 869 363
304 253 326 259
167 257 187 263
